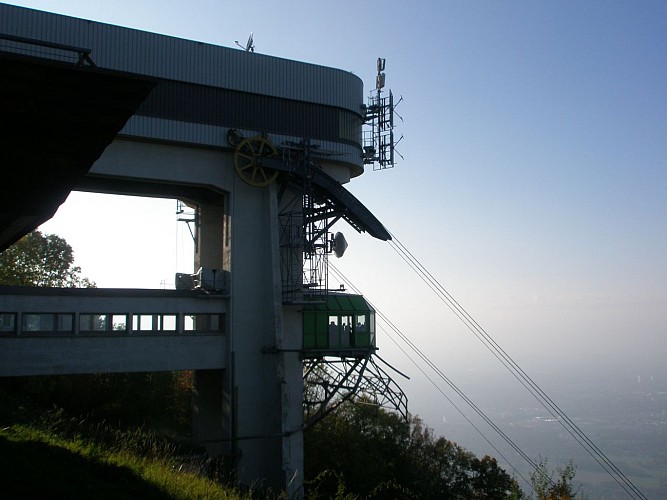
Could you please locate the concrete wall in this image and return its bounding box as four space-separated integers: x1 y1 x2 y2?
0 335 226 376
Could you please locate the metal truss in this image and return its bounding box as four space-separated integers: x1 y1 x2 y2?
362 58 403 171
303 354 408 429
277 141 333 304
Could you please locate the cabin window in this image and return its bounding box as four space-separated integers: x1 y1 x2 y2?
341 316 353 347
327 315 339 347
356 315 369 347
371 313 376 346
302 294 376 354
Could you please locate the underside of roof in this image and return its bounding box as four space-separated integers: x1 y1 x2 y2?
302 293 374 313
266 157 392 242
0 50 156 252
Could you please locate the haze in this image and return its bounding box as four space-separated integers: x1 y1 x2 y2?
15 0 666 496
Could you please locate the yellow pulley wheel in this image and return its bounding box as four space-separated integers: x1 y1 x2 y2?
233 136 279 187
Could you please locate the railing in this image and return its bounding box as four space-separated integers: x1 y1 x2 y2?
0 33 96 66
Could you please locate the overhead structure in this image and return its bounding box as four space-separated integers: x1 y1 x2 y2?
0 35 155 252
227 130 391 303
1 5 407 497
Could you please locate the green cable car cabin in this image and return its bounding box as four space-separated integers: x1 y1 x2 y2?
302 293 376 357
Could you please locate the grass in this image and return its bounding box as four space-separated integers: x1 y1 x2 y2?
0 413 248 499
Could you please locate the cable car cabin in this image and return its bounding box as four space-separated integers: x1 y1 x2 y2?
302 293 376 358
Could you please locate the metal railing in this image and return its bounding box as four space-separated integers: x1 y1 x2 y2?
0 33 96 66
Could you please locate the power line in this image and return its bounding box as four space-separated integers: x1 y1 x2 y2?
374 232 647 500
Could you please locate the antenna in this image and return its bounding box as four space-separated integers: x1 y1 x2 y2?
234 32 255 52
363 57 404 171
332 232 348 258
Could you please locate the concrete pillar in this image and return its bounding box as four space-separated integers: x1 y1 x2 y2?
192 200 232 463
281 305 305 498
229 179 304 497
194 201 229 273
191 369 228 457
192 182 304 497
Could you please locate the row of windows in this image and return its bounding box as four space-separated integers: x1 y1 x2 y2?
0 313 224 335
303 312 376 350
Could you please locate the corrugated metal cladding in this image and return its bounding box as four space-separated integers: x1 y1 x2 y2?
0 4 364 114
135 81 361 147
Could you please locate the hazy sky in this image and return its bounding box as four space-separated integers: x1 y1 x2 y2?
9 0 666 478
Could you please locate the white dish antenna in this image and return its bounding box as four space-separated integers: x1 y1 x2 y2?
332 232 348 258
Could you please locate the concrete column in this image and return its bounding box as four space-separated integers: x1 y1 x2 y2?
191 369 228 457
229 179 304 496
281 306 305 499
194 201 229 272
270 186 304 499
192 200 232 463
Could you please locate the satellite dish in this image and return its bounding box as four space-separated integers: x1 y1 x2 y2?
234 32 255 52
332 232 348 258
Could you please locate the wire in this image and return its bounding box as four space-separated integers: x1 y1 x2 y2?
374 231 647 500
330 264 534 488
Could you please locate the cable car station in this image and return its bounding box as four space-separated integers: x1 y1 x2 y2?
0 4 405 497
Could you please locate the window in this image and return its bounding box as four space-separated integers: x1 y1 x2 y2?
328 315 339 348
0 313 16 333
184 314 224 333
132 314 178 333
80 314 108 332
22 313 73 333
80 314 129 333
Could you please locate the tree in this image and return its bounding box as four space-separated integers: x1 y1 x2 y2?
304 400 523 499
0 230 94 287
530 458 582 500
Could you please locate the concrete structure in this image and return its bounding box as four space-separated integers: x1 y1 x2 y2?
0 5 391 497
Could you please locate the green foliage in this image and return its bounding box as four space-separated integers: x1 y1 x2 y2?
0 230 94 287
0 379 248 499
530 458 583 500
304 401 522 499
0 371 193 434
0 417 246 499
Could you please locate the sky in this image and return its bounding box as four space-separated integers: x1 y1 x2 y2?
7 0 667 485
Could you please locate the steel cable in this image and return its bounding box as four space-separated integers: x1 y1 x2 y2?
382 232 647 500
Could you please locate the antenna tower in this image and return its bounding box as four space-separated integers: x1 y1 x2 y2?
363 58 403 170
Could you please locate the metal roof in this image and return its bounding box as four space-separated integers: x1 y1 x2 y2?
302 293 374 314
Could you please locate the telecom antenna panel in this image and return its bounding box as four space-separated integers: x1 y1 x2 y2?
363 58 403 171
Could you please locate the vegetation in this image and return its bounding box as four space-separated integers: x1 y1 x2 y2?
0 411 245 499
305 400 523 499
530 458 583 500
0 230 94 287
0 372 250 499
0 372 193 435
1 373 588 499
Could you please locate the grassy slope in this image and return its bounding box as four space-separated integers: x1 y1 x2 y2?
0 424 243 500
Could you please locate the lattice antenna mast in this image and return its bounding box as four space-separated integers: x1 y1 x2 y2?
363 58 403 171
